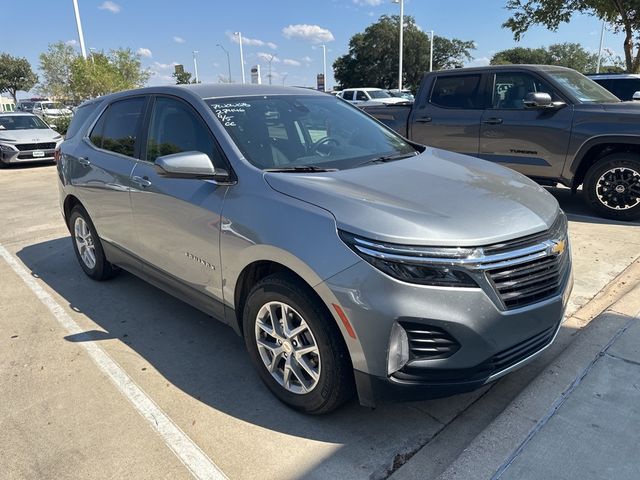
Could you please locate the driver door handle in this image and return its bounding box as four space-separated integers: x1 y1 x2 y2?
77 157 91 166
132 175 152 188
416 117 432 123
483 117 503 125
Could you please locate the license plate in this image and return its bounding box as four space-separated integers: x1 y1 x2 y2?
32 151 45 158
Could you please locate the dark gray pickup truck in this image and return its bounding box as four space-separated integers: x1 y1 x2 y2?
363 65 640 220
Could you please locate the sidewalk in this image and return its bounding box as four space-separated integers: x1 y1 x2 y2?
394 282 640 480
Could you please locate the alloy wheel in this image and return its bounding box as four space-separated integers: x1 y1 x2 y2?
254 301 321 394
74 216 96 269
596 167 640 210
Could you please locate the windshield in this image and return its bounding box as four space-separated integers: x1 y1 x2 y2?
43 102 65 110
0 115 50 130
368 90 391 99
207 95 417 170
547 70 620 103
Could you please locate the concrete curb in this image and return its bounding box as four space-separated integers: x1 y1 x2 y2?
433 283 640 480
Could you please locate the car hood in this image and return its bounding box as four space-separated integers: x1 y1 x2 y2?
0 128 61 144
264 148 559 247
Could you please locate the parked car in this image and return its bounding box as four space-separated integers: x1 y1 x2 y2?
16 100 35 113
339 88 409 106
387 89 415 102
586 73 640 101
58 85 572 413
33 101 73 120
363 65 640 221
0 113 63 167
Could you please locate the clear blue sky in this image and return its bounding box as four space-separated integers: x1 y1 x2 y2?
0 0 624 97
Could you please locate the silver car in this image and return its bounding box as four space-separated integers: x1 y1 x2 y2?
0 113 63 166
57 85 573 414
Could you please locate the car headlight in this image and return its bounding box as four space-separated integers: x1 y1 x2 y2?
338 231 478 287
0 143 16 152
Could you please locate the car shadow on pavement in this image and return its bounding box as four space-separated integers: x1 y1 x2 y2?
15 236 580 477
547 187 640 227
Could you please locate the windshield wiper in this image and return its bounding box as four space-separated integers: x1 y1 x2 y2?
358 151 418 167
264 165 338 173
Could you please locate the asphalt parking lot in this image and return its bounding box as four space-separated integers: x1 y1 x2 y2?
2 164 639 480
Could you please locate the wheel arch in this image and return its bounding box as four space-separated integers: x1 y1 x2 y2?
63 194 83 230
569 136 640 190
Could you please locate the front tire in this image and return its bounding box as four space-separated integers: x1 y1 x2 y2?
584 153 640 221
243 273 354 414
69 205 119 280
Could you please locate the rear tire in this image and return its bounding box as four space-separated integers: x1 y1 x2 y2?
243 272 354 414
583 153 640 221
68 205 119 280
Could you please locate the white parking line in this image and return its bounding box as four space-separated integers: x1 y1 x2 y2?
0 244 228 480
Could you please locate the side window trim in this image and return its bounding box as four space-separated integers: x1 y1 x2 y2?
142 94 233 172
85 95 149 160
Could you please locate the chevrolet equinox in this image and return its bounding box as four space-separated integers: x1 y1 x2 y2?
57 85 573 414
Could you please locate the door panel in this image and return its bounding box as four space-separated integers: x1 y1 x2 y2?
410 73 485 156
129 96 229 308
69 97 146 251
479 72 574 178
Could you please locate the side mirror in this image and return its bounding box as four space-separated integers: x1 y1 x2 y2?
523 92 553 108
49 124 58 131
155 151 228 180
632 91 640 101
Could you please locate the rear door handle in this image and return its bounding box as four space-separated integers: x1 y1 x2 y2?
132 175 152 188
77 157 91 166
416 117 432 123
483 117 503 125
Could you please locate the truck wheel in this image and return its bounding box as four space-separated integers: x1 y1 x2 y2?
584 153 640 221
243 272 354 414
69 205 119 280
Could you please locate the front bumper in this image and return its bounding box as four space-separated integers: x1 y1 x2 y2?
318 253 573 407
1 145 57 164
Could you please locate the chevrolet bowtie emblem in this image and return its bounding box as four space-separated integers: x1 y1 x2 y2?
550 239 566 256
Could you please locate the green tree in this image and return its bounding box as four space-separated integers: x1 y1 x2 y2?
69 48 150 100
504 0 640 73
333 15 474 91
38 42 78 101
173 70 194 84
490 43 600 73
0 53 38 103
490 47 551 65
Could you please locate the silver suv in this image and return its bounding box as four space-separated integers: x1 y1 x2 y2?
57 85 573 414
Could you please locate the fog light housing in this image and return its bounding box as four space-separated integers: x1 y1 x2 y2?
387 322 410 375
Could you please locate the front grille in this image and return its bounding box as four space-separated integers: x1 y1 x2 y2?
15 142 56 151
401 321 460 360
487 249 570 309
17 152 54 160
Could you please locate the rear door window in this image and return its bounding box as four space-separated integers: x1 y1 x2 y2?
341 91 353 101
430 74 482 109
89 97 146 158
355 91 368 101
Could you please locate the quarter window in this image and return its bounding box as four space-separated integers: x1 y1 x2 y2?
430 75 482 109
89 97 145 157
146 96 224 167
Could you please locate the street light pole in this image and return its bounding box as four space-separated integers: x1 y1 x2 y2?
282 74 288 86
216 44 232 83
72 0 88 59
193 50 199 83
321 44 327 92
89 47 96 65
393 0 404 90
266 54 277 85
596 20 605 73
234 32 246 84
430 30 434 72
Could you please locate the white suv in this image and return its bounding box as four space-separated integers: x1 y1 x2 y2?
339 88 409 106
